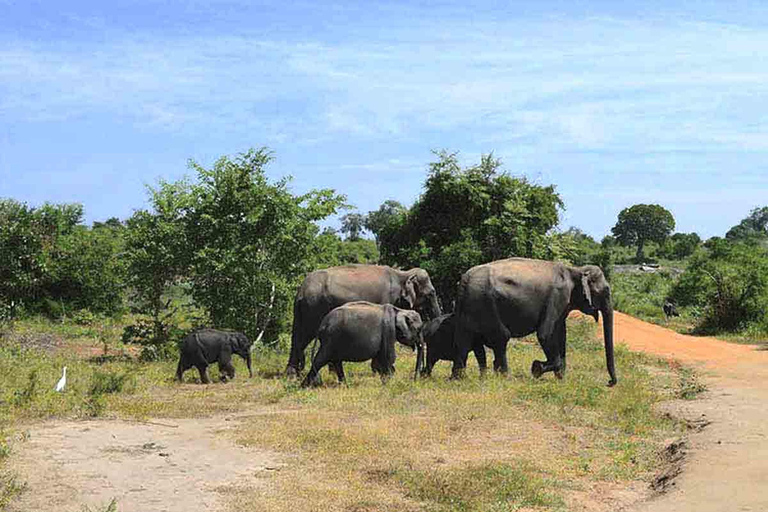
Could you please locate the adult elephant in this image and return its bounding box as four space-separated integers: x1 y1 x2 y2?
453 258 617 386
286 264 441 376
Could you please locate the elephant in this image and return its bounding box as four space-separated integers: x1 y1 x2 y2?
421 313 494 376
663 300 679 318
286 264 441 376
452 258 616 386
175 329 253 384
301 301 424 388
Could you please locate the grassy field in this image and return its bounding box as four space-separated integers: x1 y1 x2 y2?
0 316 695 512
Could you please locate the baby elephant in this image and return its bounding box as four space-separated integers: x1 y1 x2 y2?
301 301 424 388
663 300 679 318
421 313 489 376
176 329 253 384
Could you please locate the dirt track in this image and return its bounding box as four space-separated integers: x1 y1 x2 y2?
7 312 768 511
604 312 768 512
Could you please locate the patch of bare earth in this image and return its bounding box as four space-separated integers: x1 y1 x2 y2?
600 312 768 512
7 417 282 512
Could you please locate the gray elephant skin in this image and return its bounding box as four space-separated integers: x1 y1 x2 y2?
287 264 441 376
421 313 493 376
453 258 617 386
176 329 253 384
301 301 424 388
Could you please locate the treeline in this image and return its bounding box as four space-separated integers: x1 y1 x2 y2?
2 147 767 350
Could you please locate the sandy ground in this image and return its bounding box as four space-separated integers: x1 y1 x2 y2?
603 312 768 512
7 312 768 511
7 417 282 512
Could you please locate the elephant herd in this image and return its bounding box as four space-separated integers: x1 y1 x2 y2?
176 257 618 388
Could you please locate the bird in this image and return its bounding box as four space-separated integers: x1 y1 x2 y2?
55 366 67 392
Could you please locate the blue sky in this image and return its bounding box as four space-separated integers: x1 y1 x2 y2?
1 0 767 239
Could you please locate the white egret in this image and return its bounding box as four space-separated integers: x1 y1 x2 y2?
55 366 67 392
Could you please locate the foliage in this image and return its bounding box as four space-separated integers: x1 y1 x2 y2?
725 206 768 243
164 148 345 342
611 204 675 262
671 242 768 333
124 184 189 347
312 229 379 268
367 151 564 306
659 232 701 260
339 212 367 241
121 316 186 361
610 271 676 323
0 199 125 319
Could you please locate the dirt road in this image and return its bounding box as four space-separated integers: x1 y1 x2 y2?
7 312 768 511
604 312 768 512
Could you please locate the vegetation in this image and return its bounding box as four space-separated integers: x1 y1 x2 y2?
611 204 675 262
366 151 565 306
0 315 687 512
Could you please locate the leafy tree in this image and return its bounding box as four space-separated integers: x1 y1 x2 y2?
661 232 701 260
0 199 46 318
124 182 190 349
313 229 379 268
726 206 768 243
168 148 345 342
45 224 126 315
370 151 564 306
611 204 675 262
339 212 367 241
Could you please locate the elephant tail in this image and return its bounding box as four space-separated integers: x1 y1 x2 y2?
379 304 397 372
175 357 185 382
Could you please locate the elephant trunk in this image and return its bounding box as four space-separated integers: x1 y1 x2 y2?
414 334 425 380
602 301 617 387
429 295 442 320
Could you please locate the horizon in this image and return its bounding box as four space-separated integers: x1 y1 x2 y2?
2 0 767 240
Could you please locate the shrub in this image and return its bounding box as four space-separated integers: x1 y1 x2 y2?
671 243 768 333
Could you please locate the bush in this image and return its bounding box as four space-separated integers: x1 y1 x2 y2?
671 244 768 333
122 317 185 361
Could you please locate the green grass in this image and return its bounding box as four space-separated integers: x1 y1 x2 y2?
1 315 690 512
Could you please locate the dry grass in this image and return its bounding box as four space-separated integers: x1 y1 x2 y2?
1 316 687 512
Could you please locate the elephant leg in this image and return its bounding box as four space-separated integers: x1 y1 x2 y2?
492 342 509 374
219 352 235 382
533 320 565 379
333 361 346 383
556 324 567 380
197 364 211 384
472 339 488 375
422 353 437 377
451 323 473 380
175 357 187 382
301 344 331 388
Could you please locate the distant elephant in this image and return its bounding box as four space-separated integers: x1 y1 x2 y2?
421 313 493 376
176 329 253 384
663 300 679 318
301 302 424 388
453 258 616 386
286 264 441 376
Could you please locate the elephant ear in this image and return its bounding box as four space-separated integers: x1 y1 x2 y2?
581 271 593 307
399 275 417 309
537 270 571 342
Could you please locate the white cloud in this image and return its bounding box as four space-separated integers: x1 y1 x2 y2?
1 17 768 155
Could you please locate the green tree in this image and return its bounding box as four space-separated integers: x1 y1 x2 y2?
176 148 345 342
371 151 564 306
124 181 190 348
725 206 768 243
339 212 367 241
313 228 379 268
611 204 675 262
661 232 701 260
0 199 46 318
